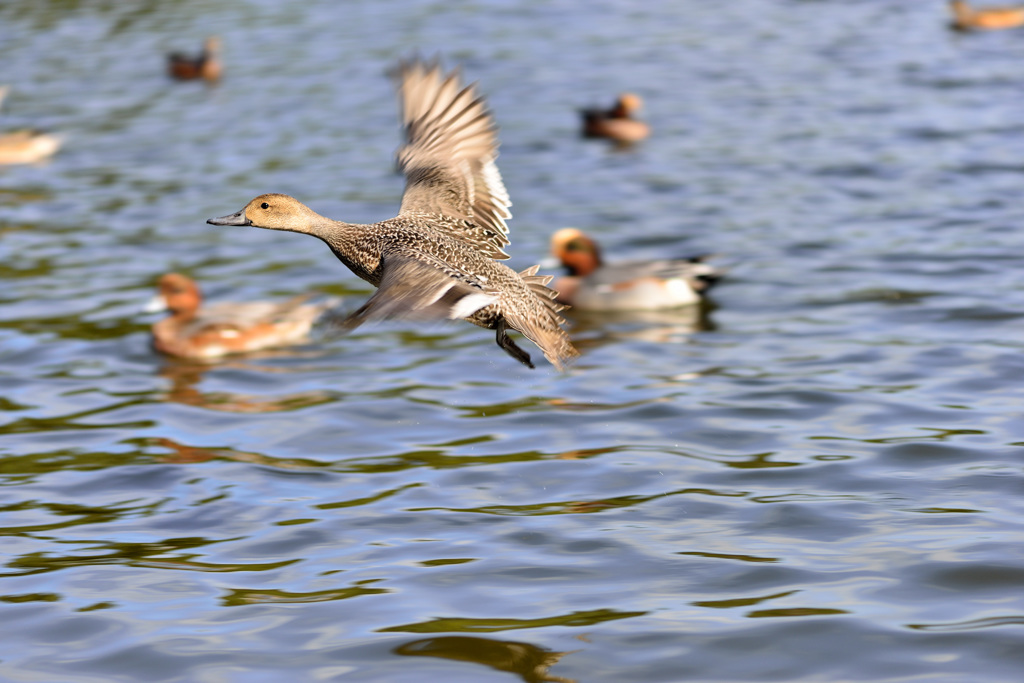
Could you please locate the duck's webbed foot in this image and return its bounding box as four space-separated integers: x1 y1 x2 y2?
495 319 535 369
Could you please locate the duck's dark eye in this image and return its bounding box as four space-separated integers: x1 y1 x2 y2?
260 202 269 209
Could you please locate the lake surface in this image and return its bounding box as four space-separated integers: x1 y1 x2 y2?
3 1 1024 681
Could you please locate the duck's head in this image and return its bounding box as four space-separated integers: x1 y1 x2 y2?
207 193 321 234
550 228 603 277
615 93 644 116
147 273 202 316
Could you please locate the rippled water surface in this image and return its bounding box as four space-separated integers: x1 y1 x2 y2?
3 1 1024 681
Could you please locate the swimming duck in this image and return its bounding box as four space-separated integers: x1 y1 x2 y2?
949 1 1024 30
548 228 721 311
208 60 578 370
167 36 222 81
580 93 650 143
0 87 61 165
146 273 332 360
0 129 61 165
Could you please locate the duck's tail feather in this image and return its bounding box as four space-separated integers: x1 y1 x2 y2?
508 265 579 371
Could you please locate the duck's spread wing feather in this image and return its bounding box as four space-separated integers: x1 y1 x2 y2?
332 254 498 333
393 59 512 260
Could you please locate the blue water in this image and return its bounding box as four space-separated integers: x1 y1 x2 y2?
3 1 1024 681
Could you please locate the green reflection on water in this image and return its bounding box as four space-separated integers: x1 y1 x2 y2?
0 399 155 436
659 445 801 469
411 487 745 516
0 256 54 278
0 592 60 603
274 518 320 526
0 536 298 577
676 551 779 563
0 448 149 484
335 446 620 475
76 601 116 612
747 607 849 618
222 580 389 606
0 437 620 486
0 315 148 341
395 635 574 683
0 397 34 412
315 482 422 510
452 395 671 418
137 437 329 469
380 608 646 634
720 451 799 469
0 499 161 535
692 589 798 609
809 428 987 444
418 558 477 567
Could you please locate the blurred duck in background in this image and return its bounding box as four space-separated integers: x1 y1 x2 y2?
0 86 61 165
0 129 62 165
146 273 334 359
579 93 650 143
949 1 1024 30
548 228 721 312
167 36 222 81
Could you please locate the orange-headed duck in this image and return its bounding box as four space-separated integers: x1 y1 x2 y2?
580 93 650 143
167 36 222 81
548 228 721 312
949 1 1024 30
146 273 332 360
207 60 577 370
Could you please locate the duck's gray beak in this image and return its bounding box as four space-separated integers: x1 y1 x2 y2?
207 210 251 226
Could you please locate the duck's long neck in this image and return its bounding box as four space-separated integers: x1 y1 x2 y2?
307 216 381 284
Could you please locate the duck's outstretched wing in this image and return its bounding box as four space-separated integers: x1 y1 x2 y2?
393 59 512 260
329 253 498 333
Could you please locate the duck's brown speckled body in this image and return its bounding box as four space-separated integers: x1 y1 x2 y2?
209 60 577 370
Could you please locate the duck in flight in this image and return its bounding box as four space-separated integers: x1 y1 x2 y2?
208 60 578 370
